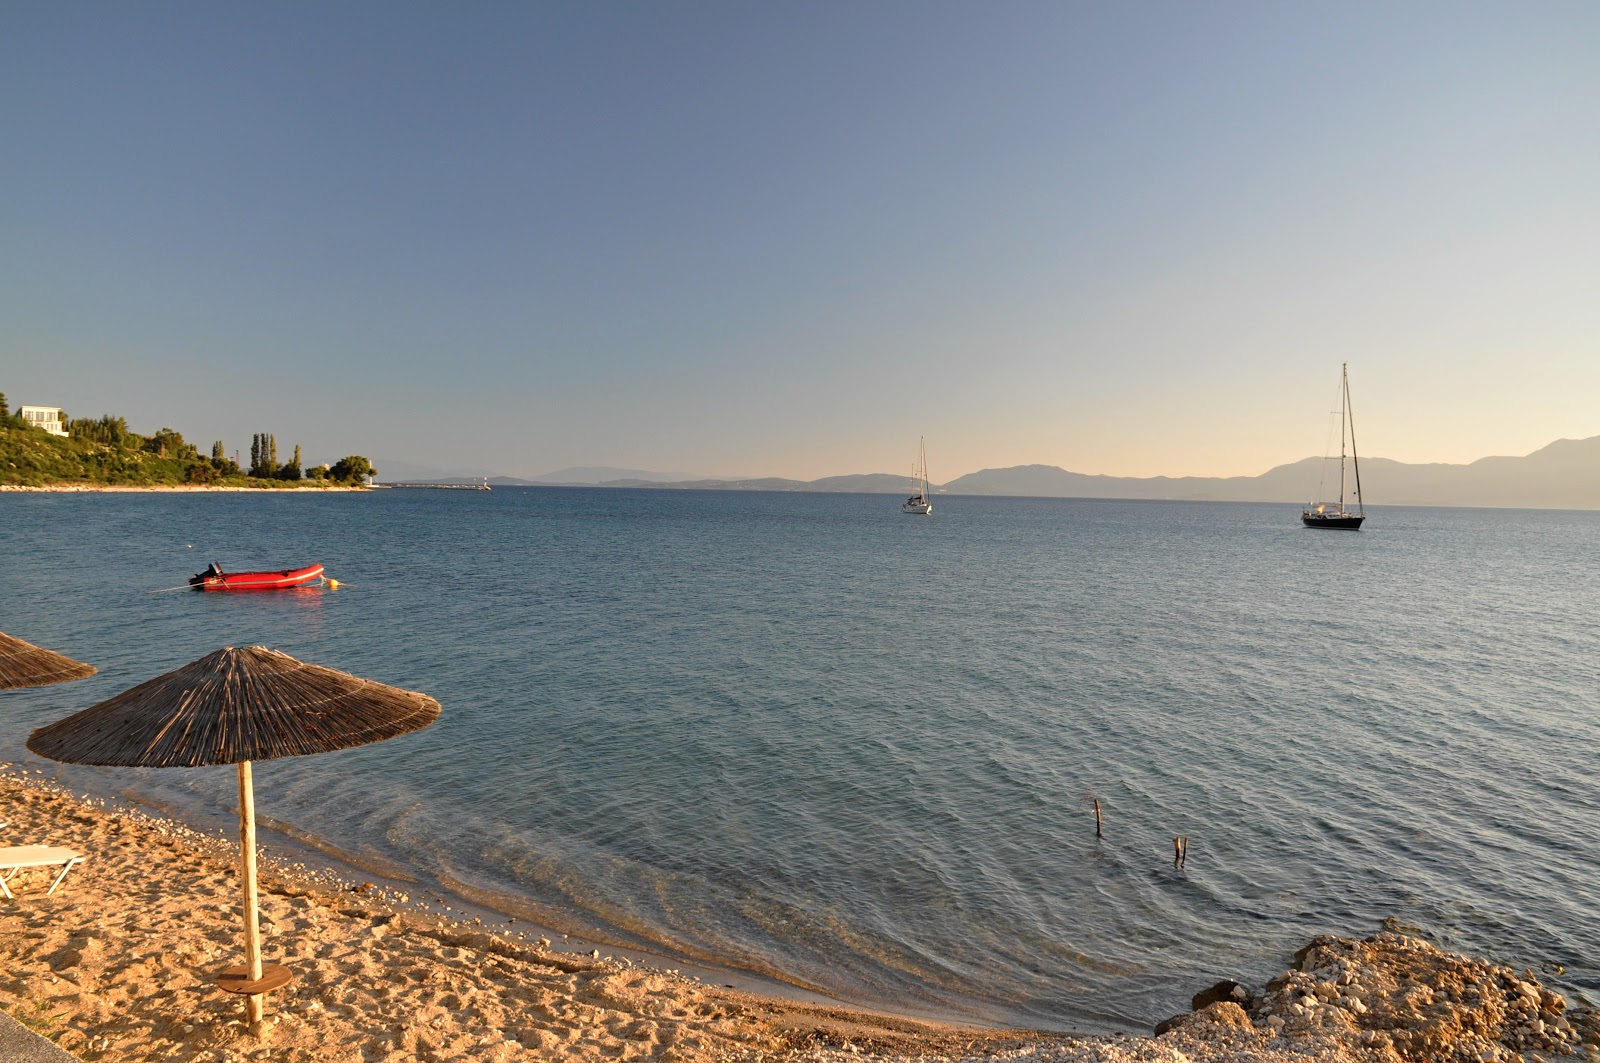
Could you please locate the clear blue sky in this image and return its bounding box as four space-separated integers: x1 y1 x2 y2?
4 2 1597 480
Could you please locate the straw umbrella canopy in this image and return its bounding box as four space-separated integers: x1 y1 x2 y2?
0 630 97 690
27 645 440 1037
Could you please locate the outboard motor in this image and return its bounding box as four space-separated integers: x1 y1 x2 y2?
189 562 225 588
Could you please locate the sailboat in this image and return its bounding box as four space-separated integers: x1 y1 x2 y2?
902 437 933 515
1302 363 1365 530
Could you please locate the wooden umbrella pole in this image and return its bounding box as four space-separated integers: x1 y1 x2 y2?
238 760 265 1036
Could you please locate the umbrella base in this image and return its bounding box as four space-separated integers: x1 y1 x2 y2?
214 963 294 995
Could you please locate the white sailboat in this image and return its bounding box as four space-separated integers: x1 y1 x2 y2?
901 437 932 515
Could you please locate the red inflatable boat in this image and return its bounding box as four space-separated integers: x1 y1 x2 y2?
189 563 325 591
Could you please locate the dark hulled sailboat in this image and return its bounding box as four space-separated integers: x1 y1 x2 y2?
1302 363 1365 530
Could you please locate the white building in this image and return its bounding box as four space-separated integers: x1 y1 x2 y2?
19 406 69 436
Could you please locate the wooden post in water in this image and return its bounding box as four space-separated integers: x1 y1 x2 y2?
1093 799 1103 839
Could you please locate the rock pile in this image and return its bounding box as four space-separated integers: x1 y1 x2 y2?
1163 927 1599 1062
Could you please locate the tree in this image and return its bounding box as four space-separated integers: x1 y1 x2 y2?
0 392 8 419
249 432 280 478
144 427 196 460
212 440 225 460
277 443 303 481
327 455 375 483
68 415 130 447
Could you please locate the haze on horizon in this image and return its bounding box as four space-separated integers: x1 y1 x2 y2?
3 3 1597 483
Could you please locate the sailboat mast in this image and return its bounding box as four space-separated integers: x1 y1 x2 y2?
1338 362 1348 508
1344 365 1363 515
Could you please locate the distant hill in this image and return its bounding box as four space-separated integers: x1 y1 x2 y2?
593 472 911 493
372 458 503 483
602 476 813 491
386 435 1599 509
938 462 1320 501
940 436 1600 509
807 473 913 493
1 411 370 488
531 466 707 484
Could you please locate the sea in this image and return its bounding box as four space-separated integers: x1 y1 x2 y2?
2 488 1597 1032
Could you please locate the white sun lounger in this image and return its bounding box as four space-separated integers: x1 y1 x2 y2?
0 846 86 899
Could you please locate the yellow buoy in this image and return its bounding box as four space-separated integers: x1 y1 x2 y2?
327 578 340 590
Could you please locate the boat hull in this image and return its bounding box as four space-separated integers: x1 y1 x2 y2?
902 499 932 515
1301 513 1364 530
191 564 325 591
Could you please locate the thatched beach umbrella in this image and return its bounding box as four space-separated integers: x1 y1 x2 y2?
27 645 440 1037
0 630 97 690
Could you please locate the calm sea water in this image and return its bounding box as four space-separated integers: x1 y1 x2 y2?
3 488 1597 1031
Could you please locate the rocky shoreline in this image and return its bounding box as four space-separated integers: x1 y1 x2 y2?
1146 929 1600 1063
783 931 1598 1063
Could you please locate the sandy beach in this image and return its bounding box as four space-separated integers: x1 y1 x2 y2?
2 770 1595 1063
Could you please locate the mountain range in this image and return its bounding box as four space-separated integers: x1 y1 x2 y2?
937 435 1599 509
387 435 1600 510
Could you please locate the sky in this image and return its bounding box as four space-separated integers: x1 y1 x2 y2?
3 2 1597 482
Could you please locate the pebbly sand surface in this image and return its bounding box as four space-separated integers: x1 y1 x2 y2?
2 771 1596 1063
